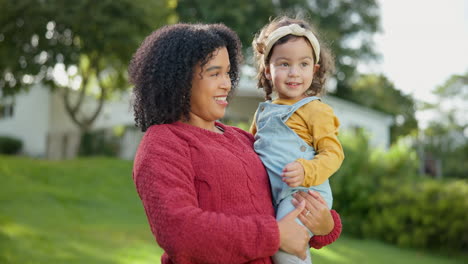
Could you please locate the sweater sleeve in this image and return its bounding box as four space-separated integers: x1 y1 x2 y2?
309 209 342 249
133 131 279 263
297 102 345 187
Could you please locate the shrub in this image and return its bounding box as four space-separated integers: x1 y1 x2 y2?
332 131 468 252
332 132 419 236
0 136 22 154
79 129 120 157
365 179 468 252
441 142 468 179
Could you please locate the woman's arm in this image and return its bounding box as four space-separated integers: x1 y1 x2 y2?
292 190 342 248
309 210 342 249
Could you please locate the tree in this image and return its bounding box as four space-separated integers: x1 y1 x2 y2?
175 0 275 50
430 72 467 130
0 0 172 131
175 0 381 98
419 72 468 179
350 73 418 142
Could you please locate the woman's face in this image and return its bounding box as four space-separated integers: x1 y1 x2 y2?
187 47 232 129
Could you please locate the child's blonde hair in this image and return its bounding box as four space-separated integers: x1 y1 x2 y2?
252 16 335 100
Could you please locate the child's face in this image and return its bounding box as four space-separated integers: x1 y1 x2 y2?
265 37 318 101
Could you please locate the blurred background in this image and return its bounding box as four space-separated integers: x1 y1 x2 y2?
0 0 467 263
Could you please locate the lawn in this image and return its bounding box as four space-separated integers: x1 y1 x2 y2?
0 156 466 264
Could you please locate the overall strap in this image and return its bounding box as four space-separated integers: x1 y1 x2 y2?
255 100 273 125
283 96 320 120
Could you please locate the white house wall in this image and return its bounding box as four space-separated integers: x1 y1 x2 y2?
0 85 50 157
226 94 392 150
1 76 393 159
47 90 137 159
233 78 393 150
323 96 393 149
49 91 135 133
91 93 135 130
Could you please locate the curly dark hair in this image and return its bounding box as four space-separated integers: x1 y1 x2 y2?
128 23 242 132
252 16 335 100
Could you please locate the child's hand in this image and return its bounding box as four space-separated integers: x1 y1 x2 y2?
282 161 305 187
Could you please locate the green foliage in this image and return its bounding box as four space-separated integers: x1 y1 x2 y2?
332 131 468 252
176 0 275 49
0 136 22 154
432 71 468 127
220 119 251 132
418 71 468 179
440 143 468 179
78 129 120 157
1 0 167 93
332 132 417 236
366 179 468 251
175 0 381 98
0 0 172 130
349 74 418 141
421 123 468 179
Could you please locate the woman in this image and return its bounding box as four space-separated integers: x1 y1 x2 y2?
129 23 341 264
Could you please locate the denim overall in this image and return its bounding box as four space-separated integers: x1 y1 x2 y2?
254 96 333 264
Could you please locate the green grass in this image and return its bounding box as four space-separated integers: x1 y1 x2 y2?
0 156 466 264
0 156 163 264
311 236 468 264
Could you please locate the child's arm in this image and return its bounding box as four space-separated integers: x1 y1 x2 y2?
284 102 344 187
301 102 344 186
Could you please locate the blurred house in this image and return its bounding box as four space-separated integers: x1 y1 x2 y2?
0 85 135 159
0 77 393 160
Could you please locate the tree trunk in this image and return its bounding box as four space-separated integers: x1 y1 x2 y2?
60 59 107 159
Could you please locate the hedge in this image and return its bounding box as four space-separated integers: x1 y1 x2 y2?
332 132 468 252
0 136 22 154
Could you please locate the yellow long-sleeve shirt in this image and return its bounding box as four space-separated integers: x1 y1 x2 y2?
250 98 344 187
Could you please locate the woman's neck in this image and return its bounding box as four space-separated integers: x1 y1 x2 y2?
180 117 223 134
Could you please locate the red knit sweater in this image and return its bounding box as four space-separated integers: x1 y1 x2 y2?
133 121 341 264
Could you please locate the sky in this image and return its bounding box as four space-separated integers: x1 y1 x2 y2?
359 0 468 127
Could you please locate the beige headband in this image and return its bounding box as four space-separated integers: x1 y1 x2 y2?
264 24 320 64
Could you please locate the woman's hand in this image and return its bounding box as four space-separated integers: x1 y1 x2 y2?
292 190 334 236
277 200 309 260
